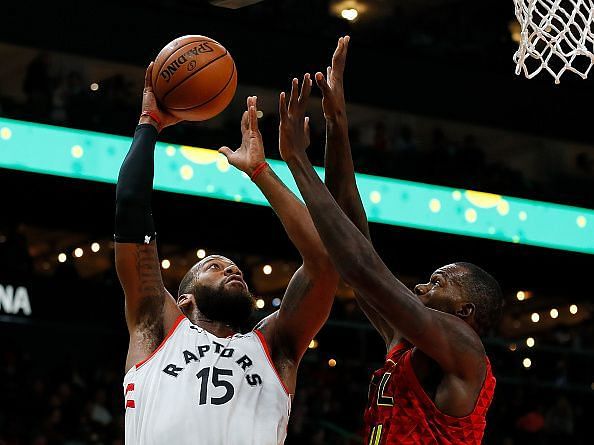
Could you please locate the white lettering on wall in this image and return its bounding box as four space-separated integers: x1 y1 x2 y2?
0 284 32 315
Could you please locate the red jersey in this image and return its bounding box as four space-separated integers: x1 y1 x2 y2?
364 343 495 445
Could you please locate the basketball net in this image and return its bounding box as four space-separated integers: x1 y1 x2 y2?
513 0 594 83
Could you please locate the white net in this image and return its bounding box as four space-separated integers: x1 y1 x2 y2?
513 0 594 83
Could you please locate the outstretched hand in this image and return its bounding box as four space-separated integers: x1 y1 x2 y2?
279 74 312 162
219 96 266 176
315 35 349 121
139 62 182 131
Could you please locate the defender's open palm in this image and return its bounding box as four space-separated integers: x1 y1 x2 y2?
219 96 265 176
316 36 349 120
279 74 312 162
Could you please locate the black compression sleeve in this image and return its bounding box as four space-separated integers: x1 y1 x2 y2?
114 124 158 243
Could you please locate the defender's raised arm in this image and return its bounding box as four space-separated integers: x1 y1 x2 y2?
318 36 397 349
220 93 339 393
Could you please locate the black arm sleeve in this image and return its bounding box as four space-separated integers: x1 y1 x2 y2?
114 124 158 243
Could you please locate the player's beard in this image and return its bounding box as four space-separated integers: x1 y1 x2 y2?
194 281 255 330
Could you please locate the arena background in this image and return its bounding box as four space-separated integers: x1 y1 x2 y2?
0 1 592 444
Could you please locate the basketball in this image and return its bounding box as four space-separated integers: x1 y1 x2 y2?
151 35 237 121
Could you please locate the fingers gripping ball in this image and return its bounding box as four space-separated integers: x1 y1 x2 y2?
152 35 237 121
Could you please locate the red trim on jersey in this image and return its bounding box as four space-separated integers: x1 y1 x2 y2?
403 348 492 420
125 383 135 395
254 329 292 397
126 399 136 409
135 315 186 370
386 341 410 360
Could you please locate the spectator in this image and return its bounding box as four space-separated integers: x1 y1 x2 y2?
90 389 113 427
23 52 55 121
545 396 574 442
515 403 545 443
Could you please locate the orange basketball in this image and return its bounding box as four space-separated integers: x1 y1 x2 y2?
152 35 237 121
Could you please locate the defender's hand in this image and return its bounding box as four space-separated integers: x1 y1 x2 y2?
316 36 349 121
138 62 182 132
279 74 312 162
219 96 265 176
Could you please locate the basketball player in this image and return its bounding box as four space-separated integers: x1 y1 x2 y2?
281 36 503 444
115 63 338 444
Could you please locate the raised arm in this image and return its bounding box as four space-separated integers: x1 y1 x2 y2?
318 36 397 348
219 94 338 372
115 63 182 372
281 105 484 379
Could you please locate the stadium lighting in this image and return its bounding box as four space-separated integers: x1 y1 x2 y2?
90 82 99 91
58 253 67 263
197 249 206 259
161 259 171 269
509 20 521 43
256 299 265 309
272 298 281 307
526 337 535 347
550 308 559 319
522 358 532 368
91 242 100 252
570 304 578 314
341 8 358 21
509 343 517 352
531 312 540 323
309 339 319 349
328 358 337 367
263 265 272 275
516 291 525 301
74 248 83 258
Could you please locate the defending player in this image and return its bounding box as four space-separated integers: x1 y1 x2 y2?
282 37 502 444
115 63 338 444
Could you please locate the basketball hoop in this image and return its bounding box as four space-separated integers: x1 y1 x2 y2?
513 0 594 83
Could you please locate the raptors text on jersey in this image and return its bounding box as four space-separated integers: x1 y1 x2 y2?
124 316 291 445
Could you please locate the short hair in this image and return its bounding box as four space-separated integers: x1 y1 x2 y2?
177 255 232 298
178 267 198 298
454 262 503 335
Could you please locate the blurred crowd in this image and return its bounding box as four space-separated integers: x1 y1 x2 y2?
1 318 592 445
0 233 592 445
0 51 593 444
1 52 593 208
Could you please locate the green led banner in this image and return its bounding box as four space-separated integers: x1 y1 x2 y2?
0 117 592 254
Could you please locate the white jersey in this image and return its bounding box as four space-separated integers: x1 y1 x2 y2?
123 316 291 445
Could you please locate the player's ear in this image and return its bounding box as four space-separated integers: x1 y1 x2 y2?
456 302 475 319
177 293 195 309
